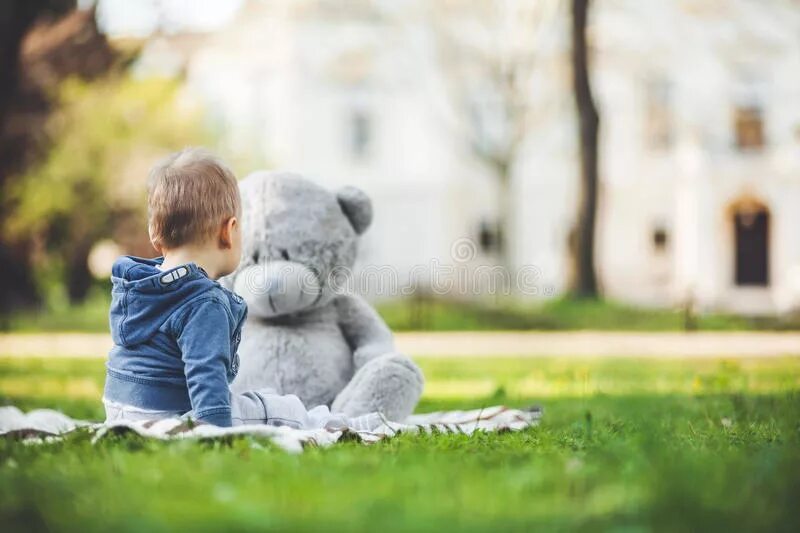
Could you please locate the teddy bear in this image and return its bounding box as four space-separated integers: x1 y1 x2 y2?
221 171 424 421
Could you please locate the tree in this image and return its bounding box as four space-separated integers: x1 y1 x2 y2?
0 1 73 123
0 3 115 315
428 1 556 271
569 0 599 298
4 76 207 303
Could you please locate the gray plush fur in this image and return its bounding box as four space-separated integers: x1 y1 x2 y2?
223 171 424 421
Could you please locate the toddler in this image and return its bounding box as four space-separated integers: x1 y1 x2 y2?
102 148 379 430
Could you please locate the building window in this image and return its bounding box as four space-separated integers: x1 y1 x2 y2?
644 77 673 150
478 219 502 255
734 105 765 151
652 226 668 252
734 206 769 286
732 71 767 152
349 108 371 160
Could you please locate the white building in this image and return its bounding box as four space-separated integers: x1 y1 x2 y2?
130 0 800 314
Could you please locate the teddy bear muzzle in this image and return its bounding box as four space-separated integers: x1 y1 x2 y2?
233 262 322 318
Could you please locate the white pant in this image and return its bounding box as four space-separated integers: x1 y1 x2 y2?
103 391 381 431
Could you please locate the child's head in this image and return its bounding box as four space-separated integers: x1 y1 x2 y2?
147 147 241 277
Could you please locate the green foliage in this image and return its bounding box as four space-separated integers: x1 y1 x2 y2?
1 356 799 531
378 296 766 331
3 283 110 333
3 75 207 291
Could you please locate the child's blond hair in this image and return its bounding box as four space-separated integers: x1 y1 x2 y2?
147 147 240 250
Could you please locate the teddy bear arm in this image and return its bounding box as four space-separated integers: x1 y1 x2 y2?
334 294 395 369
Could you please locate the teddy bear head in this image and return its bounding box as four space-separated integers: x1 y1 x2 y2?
223 171 372 319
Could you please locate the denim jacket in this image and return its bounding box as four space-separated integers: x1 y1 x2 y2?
103 256 247 427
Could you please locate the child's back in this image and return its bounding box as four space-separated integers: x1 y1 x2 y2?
102 148 380 431
104 256 246 427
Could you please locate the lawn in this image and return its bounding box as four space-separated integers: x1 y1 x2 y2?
1 355 800 532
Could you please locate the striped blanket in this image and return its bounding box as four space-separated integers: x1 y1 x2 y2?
0 405 542 453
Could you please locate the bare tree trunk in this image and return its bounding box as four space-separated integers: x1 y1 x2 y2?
65 239 95 304
569 0 599 298
0 0 76 316
495 161 512 274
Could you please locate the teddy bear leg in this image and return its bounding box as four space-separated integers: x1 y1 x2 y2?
332 353 424 421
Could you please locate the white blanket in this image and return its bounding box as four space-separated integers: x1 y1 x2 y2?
0 405 542 453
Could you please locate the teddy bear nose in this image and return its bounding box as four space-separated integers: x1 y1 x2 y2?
234 262 321 318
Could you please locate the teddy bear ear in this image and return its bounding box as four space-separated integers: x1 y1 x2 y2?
336 186 373 235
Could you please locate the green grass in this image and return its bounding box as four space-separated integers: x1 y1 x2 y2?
2 355 800 531
6 290 795 333
1 288 110 333
379 296 760 331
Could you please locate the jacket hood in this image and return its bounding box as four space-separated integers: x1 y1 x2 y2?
109 256 219 346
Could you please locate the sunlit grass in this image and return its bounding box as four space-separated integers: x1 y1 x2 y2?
422 356 800 398
4 355 799 406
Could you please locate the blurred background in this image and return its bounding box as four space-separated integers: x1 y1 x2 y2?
5 5 800 529
2 0 800 332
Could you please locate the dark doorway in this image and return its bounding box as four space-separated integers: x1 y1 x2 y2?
734 209 769 286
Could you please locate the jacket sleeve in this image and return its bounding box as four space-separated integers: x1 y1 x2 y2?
174 300 233 427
